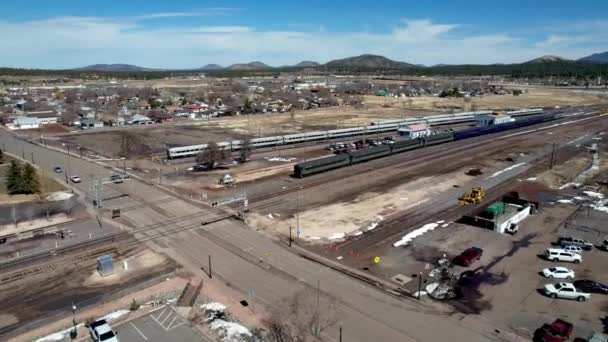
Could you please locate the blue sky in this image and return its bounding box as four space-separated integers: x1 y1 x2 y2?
1 0 607 68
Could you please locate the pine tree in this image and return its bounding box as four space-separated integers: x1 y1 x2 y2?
0 149 4 163
6 160 23 195
21 163 40 194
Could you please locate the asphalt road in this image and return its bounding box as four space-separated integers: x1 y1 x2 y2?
0 122 569 341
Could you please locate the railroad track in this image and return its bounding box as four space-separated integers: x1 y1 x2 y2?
332 124 606 253
245 113 600 211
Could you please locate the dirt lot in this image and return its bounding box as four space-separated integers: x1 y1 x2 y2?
367 87 608 112
0 243 177 337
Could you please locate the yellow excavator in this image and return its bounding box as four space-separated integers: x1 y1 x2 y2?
459 186 485 205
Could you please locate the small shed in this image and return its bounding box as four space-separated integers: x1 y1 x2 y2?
97 255 115 277
476 114 514 127
397 123 431 138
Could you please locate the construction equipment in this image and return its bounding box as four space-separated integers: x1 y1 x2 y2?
459 186 485 205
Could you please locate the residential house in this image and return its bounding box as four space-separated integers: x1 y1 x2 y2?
129 114 151 124
80 119 104 129
7 116 40 130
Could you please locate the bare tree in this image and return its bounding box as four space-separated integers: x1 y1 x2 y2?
264 288 339 342
61 104 79 125
118 132 149 158
195 142 231 168
239 139 253 162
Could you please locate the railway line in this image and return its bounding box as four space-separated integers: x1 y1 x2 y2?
245 112 603 211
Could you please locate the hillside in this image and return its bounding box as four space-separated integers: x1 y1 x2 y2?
75 64 156 72
525 55 570 64
324 54 416 70
226 62 271 70
578 52 608 64
198 64 223 70
294 61 320 67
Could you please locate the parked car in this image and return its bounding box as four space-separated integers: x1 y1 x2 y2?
542 267 575 279
70 175 82 183
558 237 593 250
543 282 590 301
600 239 608 251
110 175 123 184
573 280 608 295
545 248 581 263
562 245 584 254
533 319 573 342
453 247 483 267
53 166 63 173
587 331 608 342
89 319 119 342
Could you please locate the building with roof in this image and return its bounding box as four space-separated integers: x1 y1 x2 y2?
476 114 514 127
6 116 40 130
397 123 431 138
80 119 104 129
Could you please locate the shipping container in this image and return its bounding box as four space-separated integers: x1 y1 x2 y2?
485 202 506 219
294 154 350 178
349 145 391 164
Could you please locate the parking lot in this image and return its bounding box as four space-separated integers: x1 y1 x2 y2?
448 200 608 339
113 306 211 342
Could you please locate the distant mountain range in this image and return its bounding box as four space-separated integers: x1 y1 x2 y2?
71 51 608 72
75 64 157 72
324 54 415 70
525 55 570 64
198 64 223 70
225 61 271 70
578 51 608 63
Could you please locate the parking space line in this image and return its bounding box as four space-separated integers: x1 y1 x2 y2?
170 320 186 331
168 316 179 329
160 311 172 325
130 322 148 341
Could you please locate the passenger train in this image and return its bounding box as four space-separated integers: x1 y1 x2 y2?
166 109 543 159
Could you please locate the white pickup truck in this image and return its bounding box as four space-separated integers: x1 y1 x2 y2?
543 282 591 302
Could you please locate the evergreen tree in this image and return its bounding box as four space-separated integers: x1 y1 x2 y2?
0 149 4 163
21 163 40 194
6 160 23 195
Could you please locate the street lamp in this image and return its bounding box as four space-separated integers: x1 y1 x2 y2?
70 302 78 339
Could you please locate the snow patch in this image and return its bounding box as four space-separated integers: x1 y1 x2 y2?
436 220 445 224
393 223 439 247
267 213 274 219
487 163 526 179
35 324 84 342
329 232 345 240
307 236 321 240
366 222 379 231
559 182 581 190
336 256 343 260
441 223 449 228
574 196 585 201
557 199 573 204
526 177 537 181
45 191 74 201
102 309 131 322
209 320 252 341
265 157 296 162
413 291 427 297
584 191 605 199
354 231 363 236
201 302 227 312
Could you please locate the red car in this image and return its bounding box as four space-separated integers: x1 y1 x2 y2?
453 247 483 267
534 319 573 342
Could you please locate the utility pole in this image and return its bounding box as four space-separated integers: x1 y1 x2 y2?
158 167 162 184
30 151 34 164
549 142 556 170
339 325 342 342
289 225 292 247
123 158 127 175
417 271 423 300
208 254 212 279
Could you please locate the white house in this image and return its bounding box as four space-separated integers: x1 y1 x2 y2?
7 116 40 130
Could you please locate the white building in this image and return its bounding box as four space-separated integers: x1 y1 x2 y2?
7 116 40 130
397 123 431 138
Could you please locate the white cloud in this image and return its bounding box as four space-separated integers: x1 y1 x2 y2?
0 16 606 69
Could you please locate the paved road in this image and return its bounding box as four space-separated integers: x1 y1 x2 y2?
3 121 578 341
